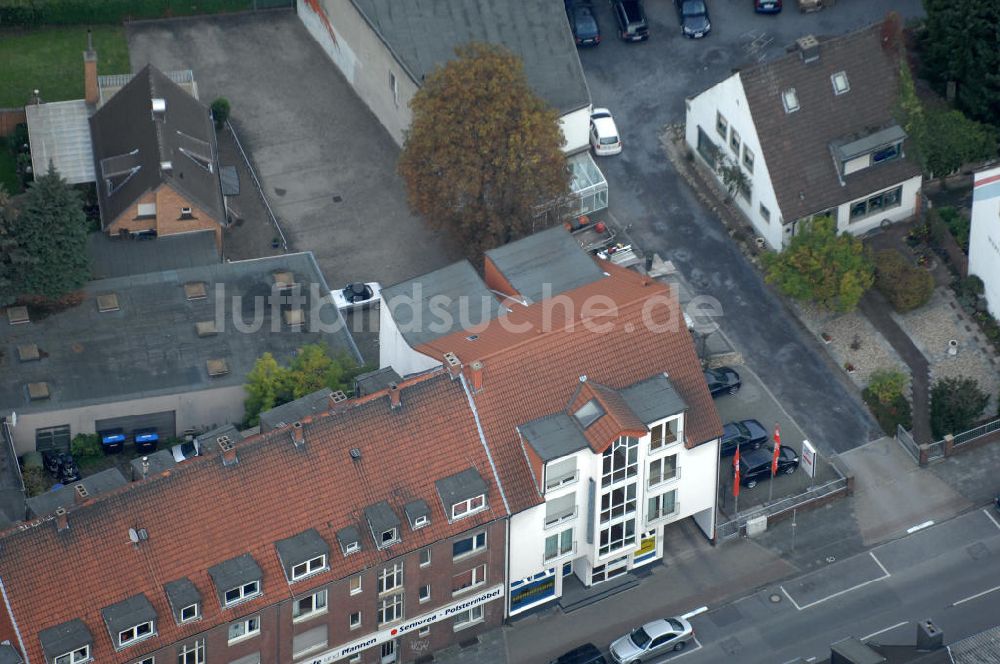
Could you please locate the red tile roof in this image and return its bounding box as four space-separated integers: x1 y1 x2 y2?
0 370 505 664
568 381 648 453
420 260 723 513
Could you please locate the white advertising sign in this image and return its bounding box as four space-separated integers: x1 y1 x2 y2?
801 439 817 479
301 584 505 664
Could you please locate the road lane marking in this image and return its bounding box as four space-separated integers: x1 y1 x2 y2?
952 584 1000 606
907 520 934 534
984 507 1000 531
861 621 908 641
780 552 891 611
681 606 708 620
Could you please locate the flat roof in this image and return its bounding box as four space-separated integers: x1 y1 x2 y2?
25 100 96 185
485 226 606 302
619 374 687 424
1 253 361 415
87 230 219 279
518 413 589 462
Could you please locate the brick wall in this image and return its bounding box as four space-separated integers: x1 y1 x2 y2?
106 184 222 250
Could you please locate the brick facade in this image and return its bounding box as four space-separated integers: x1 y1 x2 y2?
106 183 223 250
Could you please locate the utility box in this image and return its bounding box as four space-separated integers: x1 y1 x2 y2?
746 515 768 537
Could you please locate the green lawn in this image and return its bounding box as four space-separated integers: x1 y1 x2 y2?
0 25 130 108
0 138 19 194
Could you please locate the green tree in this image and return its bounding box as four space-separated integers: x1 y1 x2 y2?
244 352 286 427
920 0 1000 126
398 43 570 263
930 377 989 438
7 164 90 301
763 216 874 312
0 187 23 306
211 97 231 130
874 249 934 312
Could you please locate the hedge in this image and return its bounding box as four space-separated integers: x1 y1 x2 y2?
0 0 290 26
874 249 934 313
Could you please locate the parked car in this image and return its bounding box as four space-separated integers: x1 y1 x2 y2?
720 419 768 456
550 642 608 664
754 0 782 12
740 446 799 488
134 428 159 453
590 109 622 156
171 439 201 463
610 617 694 663
566 0 601 47
331 282 381 311
704 366 741 397
611 0 649 42
674 0 711 38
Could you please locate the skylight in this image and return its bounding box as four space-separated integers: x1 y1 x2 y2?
831 71 850 95
782 88 800 113
573 399 605 429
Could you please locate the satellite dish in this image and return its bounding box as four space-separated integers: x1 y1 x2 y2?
128 528 139 544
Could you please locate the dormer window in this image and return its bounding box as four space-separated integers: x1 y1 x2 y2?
782 88 799 113
165 578 201 626
224 581 260 606
404 499 431 531
573 400 604 428
54 646 89 664
40 620 93 664
414 515 429 528
291 555 327 581
831 71 849 95
344 541 360 554
380 527 398 546
180 604 200 623
364 502 402 550
208 554 263 609
451 494 486 519
118 621 154 648
277 528 330 583
101 593 157 652
437 468 490 524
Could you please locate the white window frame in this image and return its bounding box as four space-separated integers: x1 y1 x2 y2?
179 603 200 623
544 528 575 562
118 620 155 648
782 88 800 113
136 657 154 664
177 640 205 664
452 605 484 631
227 615 261 644
290 554 327 581
349 611 361 630
418 626 431 637
419 584 431 603
729 128 741 155
544 493 577 528
342 540 360 555
223 580 260 607
377 563 403 595
450 494 486 520
377 592 404 625
137 202 157 217
831 71 850 95
291 627 327 659
715 111 728 140
413 514 429 528
349 574 362 595
452 564 487 595
389 71 398 106
742 145 755 173
419 548 431 567
452 531 487 560
648 422 678 453
647 490 679 524
54 646 90 664
544 458 578 492
379 527 399 548
648 455 679 488
292 589 328 623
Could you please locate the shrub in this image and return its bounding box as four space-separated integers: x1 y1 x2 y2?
961 275 984 297
930 377 989 439
70 432 102 460
21 466 47 497
938 206 971 251
863 388 912 436
868 369 908 405
211 97 231 130
874 249 934 312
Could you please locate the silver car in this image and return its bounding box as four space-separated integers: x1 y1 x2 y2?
610 617 694 663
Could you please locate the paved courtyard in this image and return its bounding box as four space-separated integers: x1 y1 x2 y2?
126 9 460 290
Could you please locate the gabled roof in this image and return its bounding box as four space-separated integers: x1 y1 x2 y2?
352 0 590 115
259 387 334 432
421 261 722 512
89 64 225 227
485 226 606 302
25 468 128 518
567 380 648 453
0 370 506 664
737 23 922 220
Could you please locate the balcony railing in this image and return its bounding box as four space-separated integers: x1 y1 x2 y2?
646 501 680 526
543 541 577 563
544 470 579 493
544 506 578 529
647 465 681 489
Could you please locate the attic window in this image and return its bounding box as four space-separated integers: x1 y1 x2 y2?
782 88 799 113
380 528 399 547
28 382 50 400
195 321 218 337
184 281 207 300
573 399 605 428
343 540 360 555
7 305 29 324
831 71 850 95
180 207 194 219
179 604 200 623
206 358 229 376
413 515 429 528
451 494 486 520
97 293 120 312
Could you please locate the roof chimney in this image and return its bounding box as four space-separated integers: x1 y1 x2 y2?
141 456 150 479
388 382 401 409
915 619 943 651
328 390 348 408
469 360 484 392
54 507 69 532
291 421 305 448
218 435 238 466
84 29 98 105
443 351 462 378
73 482 89 505
797 35 820 63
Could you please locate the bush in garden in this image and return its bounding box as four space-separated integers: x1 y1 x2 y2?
930 377 989 439
874 249 934 312
868 369 908 404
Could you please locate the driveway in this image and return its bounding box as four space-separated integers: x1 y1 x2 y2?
576 0 924 454
126 9 459 289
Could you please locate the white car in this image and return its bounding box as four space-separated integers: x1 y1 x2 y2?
590 108 622 156
610 617 694 663
331 282 381 311
171 439 200 463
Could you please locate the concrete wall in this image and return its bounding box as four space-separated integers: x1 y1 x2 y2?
969 165 1000 319
378 300 442 378
8 384 246 454
685 73 784 249
835 174 922 238
299 0 418 147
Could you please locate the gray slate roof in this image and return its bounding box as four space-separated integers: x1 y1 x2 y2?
435 468 488 510
38 619 92 662
485 226 606 302
259 388 333 433
382 260 503 348
0 419 25 525
87 230 219 280
364 501 401 543
0 252 360 415
129 449 176 480
195 424 241 454
619 374 687 425
275 528 330 578
0 644 23 664
336 525 362 553
25 468 128 518
101 593 156 640
518 413 589 462
207 554 262 602
404 499 431 528
163 577 201 621
354 367 402 397
950 623 1000 664
352 0 590 115
738 24 922 221
89 64 226 228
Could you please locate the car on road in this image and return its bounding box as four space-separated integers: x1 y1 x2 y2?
550 642 608 664
590 108 622 156
171 439 201 463
720 419 768 456
754 0 782 12
704 366 741 397
610 617 694 663
331 282 381 311
566 0 601 47
674 0 711 38
611 0 649 42
739 446 799 488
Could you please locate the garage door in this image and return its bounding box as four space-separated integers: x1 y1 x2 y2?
95 410 176 442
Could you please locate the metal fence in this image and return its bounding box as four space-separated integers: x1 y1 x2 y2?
951 417 1000 449
715 477 849 542
895 424 920 464
226 120 288 250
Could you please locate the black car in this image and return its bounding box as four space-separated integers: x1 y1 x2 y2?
549 643 607 664
754 0 782 13
566 0 601 47
720 419 768 456
611 0 649 42
674 0 711 38
704 366 741 397
740 446 799 488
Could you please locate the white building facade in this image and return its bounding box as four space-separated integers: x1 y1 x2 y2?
969 165 1000 319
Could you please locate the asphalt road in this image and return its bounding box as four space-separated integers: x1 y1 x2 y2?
675 508 1000 663
575 0 924 454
